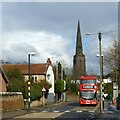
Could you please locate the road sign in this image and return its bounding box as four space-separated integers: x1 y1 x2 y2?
42 87 46 92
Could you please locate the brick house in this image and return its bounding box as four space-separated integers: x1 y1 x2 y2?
0 66 9 92
2 58 55 103
2 63 47 82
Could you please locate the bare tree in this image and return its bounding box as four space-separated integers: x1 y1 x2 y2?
104 38 119 83
118 40 120 86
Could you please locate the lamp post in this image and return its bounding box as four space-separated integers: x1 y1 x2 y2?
86 32 103 113
28 52 35 111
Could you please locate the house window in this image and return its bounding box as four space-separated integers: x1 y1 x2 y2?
34 76 38 82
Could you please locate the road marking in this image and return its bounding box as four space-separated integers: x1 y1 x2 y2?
53 111 60 112
89 111 94 113
41 110 71 113
65 110 70 112
90 115 94 118
76 111 82 113
41 110 95 113
51 113 64 118
107 111 113 114
42 111 47 112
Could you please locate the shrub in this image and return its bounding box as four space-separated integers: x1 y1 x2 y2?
30 83 42 101
55 80 64 93
66 81 79 95
24 80 52 101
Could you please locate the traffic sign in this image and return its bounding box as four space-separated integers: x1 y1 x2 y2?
42 87 46 92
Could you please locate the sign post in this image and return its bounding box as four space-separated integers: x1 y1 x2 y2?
42 87 46 106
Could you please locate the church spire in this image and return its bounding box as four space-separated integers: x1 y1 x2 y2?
77 20 80 32
76 20 83 55
72 20 86 80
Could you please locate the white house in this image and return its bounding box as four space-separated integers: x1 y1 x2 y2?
46 63 55 103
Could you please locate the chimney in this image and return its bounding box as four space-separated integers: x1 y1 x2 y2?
46 58 52 66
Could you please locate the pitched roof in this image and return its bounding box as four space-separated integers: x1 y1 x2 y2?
2 64 47 75
0 66 9 84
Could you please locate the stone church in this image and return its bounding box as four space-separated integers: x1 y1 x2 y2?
72 21 86 80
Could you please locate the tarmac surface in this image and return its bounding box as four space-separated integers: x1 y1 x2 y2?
1 101 70 119
1 100 120 120
94 100 120 120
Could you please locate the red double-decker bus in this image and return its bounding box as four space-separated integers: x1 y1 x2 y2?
79 76 98 105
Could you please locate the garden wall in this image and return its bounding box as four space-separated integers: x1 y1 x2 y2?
0 92 24 111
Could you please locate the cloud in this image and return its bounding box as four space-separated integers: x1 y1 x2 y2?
2 31 73 66
2 2 118 74
2 2 117 38
3 43 39 63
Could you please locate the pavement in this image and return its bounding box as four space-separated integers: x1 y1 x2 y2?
1 101 70 119
1 100 120 120
94 100 120 120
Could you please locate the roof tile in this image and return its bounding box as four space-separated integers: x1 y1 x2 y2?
2 64 47 75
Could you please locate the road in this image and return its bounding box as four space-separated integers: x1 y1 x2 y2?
2 100 120 119
13 102 98 119
52 102 98 119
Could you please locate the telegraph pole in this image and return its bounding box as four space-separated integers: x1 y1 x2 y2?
102 55 104 110
98 32 103 113
86 32 103 112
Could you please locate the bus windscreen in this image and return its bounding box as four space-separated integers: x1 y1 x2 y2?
80 91 96 100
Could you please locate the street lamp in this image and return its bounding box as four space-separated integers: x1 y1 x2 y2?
86 32 103 113
28 52 35 111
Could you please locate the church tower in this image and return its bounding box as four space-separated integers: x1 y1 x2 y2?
72 21 86 80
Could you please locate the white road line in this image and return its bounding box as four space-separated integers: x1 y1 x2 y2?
53 111 60 112
76 111 82 113
107 111 113 114
65 111 70 113
90 115 94 118
42 111 47 112
89 111 94 113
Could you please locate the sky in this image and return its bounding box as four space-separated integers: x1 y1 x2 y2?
1 1 118 75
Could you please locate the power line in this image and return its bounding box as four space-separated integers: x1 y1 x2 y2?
101 30 118 35
1 30 118 46
1 38 71 46
85 30 118 36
